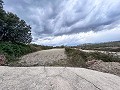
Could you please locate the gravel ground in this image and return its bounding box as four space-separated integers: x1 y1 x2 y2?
88 61 120 76
19 49 67 66
0 66 120 90
81 49 120 76
1 49 120 90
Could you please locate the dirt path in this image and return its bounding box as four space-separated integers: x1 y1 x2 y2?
19 48 67 66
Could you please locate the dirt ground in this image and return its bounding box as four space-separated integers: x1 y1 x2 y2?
19 48 67 66
88 60 120 76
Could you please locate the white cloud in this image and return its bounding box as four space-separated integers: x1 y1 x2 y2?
33 27 120 46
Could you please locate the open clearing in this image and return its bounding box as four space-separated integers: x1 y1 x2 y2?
0 48 120 90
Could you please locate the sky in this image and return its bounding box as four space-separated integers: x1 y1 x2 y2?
3 0 120 46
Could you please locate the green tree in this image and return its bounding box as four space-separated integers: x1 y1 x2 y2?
0 0 32 44
0 0 6 40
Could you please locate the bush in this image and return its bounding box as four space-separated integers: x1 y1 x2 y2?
65 47 87 67
0 42 42 63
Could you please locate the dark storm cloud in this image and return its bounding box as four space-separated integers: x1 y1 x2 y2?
4 0 120 36
3 0 120 45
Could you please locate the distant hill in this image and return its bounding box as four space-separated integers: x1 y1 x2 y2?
78 41 120 52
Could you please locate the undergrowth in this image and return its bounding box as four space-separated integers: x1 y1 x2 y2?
64 48 120 67
0 42 53 64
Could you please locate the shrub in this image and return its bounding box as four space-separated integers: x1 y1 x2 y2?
65 47 87 67
0 42 41 63
65 47 120 68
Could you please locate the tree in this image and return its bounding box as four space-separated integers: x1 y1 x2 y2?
0 0 3 9
2 12 32 44
0 0 6 40
0 0 32 44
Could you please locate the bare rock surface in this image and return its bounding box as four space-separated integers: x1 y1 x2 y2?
19 49 67 66
0 66 120 90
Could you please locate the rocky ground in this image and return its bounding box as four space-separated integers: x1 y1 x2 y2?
0 66 120 90
87 60 120 76
81 49 120 76
18 48 120 76
19 49 67 66
0 48 120 90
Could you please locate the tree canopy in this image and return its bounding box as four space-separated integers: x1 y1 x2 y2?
0 0 32 44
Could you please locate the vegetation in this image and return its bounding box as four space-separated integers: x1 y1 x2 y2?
0 0 32 64
0 0 54 65
65 48 87 67
0 42 35 63
0 42 53 64
0 0 32 44
79 41 120 52
0 0 119 67
64 48 120 67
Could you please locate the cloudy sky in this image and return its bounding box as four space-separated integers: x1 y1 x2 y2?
4 0 120 46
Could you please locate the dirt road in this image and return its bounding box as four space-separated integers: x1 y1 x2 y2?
19 48 67 66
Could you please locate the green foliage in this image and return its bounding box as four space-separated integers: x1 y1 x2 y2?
30 44 53 50
0 0 6 40
0 0 32 44
0 42 54 64
0 42 40 63
65 47 87 67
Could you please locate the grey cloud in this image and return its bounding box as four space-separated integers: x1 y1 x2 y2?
33 28 120 46
4 0 120 35
3 0 120 45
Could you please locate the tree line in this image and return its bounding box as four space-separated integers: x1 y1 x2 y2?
0 0 32 44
